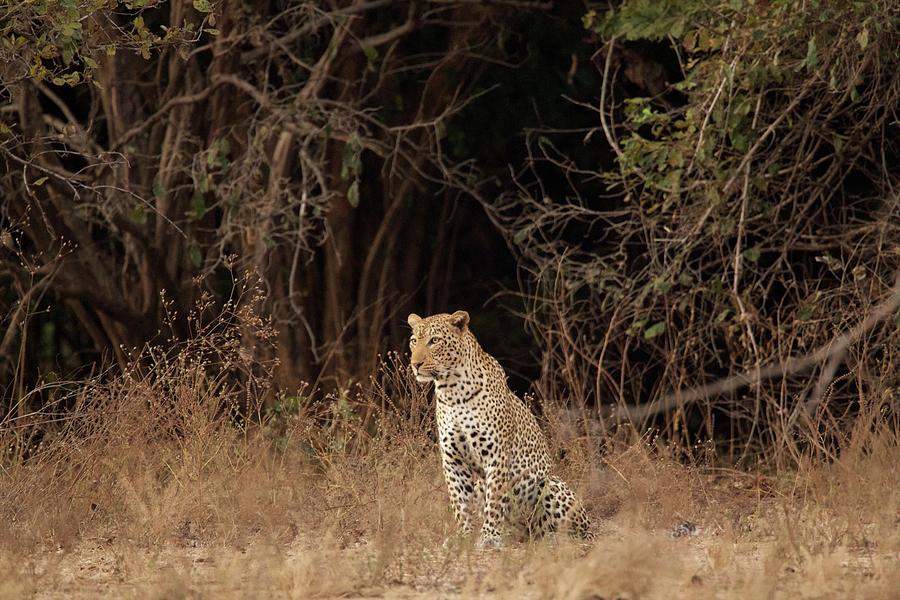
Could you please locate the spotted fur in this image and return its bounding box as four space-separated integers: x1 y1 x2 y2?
407 310 592 547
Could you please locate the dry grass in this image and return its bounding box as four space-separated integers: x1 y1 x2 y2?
1 311 897 599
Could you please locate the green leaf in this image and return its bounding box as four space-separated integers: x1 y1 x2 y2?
643 321 666 339
513 228 529 245
856 28 869 50
743 246 761 263
832 134 844 154
188 245 203 269
193 0 213 12
360 43 377 63
33 176 48 187
805 37 818 71
347 180 360 208
152 177 165 200
731 132 748 153
130 204 147 225
207 137 231 168
62 42 75 65
191 189 206 219
340 136 362 180
652 276 672 293
797 306 814 322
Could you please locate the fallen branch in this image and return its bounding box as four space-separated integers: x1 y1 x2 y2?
605 271 900 423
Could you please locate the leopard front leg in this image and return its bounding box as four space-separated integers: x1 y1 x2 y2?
440 445 477 535
479 461 510 547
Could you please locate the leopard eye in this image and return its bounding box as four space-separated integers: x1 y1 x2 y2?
409 338 417 348
427 336 440 346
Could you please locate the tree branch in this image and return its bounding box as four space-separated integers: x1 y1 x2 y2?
606 271 900 423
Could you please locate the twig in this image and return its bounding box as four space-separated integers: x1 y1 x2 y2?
597 37 626 167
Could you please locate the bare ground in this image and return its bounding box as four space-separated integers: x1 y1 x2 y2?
9 487 897 600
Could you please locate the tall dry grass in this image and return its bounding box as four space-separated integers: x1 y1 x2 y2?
0 294 897 598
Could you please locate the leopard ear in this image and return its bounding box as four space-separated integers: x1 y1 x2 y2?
407 313 422 327
449 310 469 332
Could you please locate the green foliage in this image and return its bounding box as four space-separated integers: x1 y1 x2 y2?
347 180 360 208
152 177 166 201
600 0 702 40
191 189 207 220
207 138 231 169
188 244 203 270
593 0 891 197
130 204 148 225
643 321 666 339
340 134 362 180
1 0 209 86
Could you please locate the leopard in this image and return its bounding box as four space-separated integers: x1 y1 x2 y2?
407 310 593 547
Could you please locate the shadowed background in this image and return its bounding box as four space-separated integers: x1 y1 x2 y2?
1 0 898 457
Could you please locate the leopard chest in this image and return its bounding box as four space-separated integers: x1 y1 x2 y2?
434 390 503 474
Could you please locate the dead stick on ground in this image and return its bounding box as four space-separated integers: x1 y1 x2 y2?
605 271 900 423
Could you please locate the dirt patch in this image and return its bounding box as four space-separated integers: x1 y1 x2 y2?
11 502 897 600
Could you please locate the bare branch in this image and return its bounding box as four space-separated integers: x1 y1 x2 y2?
607 272 900 423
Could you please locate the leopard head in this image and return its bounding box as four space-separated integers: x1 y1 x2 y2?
406 310 471 383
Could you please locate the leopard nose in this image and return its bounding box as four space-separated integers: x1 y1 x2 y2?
411 359 423 370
